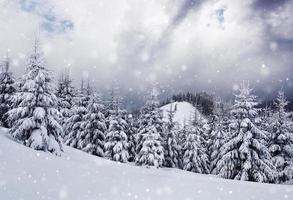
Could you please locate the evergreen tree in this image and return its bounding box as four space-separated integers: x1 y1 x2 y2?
105 114 129 162
104 84 130 161
7 40 63 155
178 119 188 148
259 103 275 141
177 120 188 169
56 69 76 135
0 53 16 127
104 84 122 127
209 115 228 174
209 98 229 174
63 81 88 147
217 82 275 182
124 113 137 162
269 90 293 183
80 79 92 107
182 111 209 173
135 89 164 168
78 93 107 156
163 104 181 168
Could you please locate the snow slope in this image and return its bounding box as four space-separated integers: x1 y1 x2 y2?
161 101 205 128
0 127 292 200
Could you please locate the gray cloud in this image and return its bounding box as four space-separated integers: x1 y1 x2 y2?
1 0 293 108
253 0 290 9
19 0 73 34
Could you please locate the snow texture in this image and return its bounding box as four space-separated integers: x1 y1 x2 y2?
0 127 292 200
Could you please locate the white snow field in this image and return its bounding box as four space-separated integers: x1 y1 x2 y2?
0 127 292 200
161 101 205 128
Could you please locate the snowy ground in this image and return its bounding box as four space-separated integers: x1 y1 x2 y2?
0 127 292 200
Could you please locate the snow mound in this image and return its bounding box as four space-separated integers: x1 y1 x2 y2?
0 127 292 200
161 101 205 128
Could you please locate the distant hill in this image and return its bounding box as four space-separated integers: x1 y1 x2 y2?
161 92 215 116
160 101 206 128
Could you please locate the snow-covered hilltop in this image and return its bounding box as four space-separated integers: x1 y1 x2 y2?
161 101 205 128
0 128 292 200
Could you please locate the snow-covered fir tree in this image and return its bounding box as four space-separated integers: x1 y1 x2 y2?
123 112 137 162
163 104 181 168
177 120 188 169
0 53 15 128
178 119 188 148
135 89 164 168
78 93 107 156
56 69 76 135
63 81 88 147
182 110 209 174
105 113 129 162
209 98 229 174
104 84 122 127
217 82 275 182
7 40 63 155
80 79 92 107
104 84 130 161
258 103 275 140
268 90 293 183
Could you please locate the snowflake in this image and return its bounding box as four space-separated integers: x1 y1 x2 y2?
82 71 89 78
141 51 150 62
233 84 239 91
181 65 187 71
269 41 278 51
12 59 19 66
59 187 68 199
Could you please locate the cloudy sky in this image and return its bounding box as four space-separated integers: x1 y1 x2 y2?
0 0 293 106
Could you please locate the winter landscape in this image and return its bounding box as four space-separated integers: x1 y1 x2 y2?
1 0 293 200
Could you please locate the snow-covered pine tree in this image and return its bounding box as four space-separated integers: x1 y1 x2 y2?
182 110 209 173
7 40 63 155
0 53 16 128
177 120 188 169
209 98 229 174
123 112 137 162
78 93 107 156
178 119 188 148
80 79 92 107
63 80 88 147
104 84 122 127
217 82 275 183
268 90 293 183
258 102 274 140
104 86 130 162
163 104 181 168
105 113 129 162
135 89 164 168
56 69 76 135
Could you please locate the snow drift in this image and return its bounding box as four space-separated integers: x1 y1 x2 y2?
0 127 292 200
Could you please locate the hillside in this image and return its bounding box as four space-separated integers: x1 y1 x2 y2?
161 101 206 128
0 127 292 200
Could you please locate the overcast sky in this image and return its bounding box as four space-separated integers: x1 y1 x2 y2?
0 0 293 106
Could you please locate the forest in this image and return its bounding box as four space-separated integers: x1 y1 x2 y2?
0 41 293 185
